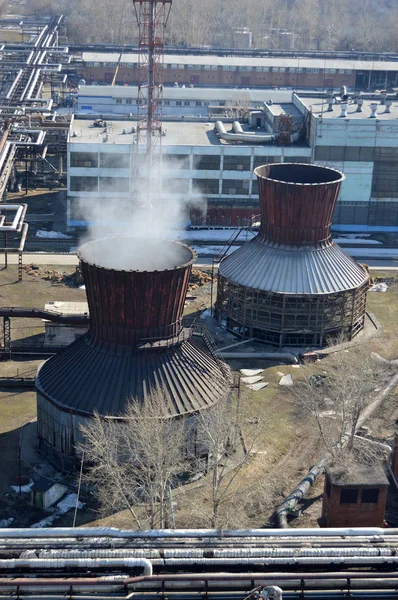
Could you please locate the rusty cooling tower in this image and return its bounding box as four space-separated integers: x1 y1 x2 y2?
36 236 229 472
79 237 193 345
216 163 370 348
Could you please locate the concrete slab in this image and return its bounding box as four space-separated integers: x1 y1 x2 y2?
247 382 269 391
279 374 293 387
241 375 263 384
240 368 264 376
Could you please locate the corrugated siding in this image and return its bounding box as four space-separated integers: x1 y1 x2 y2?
36 335 228 419
219 236 369 295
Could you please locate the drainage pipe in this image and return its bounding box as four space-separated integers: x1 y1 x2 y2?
0 527 394 538
215 121 275 144
0 557 152 576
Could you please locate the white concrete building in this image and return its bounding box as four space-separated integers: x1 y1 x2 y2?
67 90 398 233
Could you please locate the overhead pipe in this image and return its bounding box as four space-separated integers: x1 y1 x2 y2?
0 527 394 539
0 204 27 232
1 570 398 592
0 557 153 576
215 120 275 144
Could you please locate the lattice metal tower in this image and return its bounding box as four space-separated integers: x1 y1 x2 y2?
133 0 172 214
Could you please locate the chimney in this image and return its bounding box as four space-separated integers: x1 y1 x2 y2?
380 91 387 105
385 98 392 113
370 103 378 118
356 98 364 112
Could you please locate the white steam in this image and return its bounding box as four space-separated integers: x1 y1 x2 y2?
75 150 206 270
79 237 194 272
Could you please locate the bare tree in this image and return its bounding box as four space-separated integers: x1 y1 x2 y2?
80 389 187 528
291 346 392 466
192 398 262 528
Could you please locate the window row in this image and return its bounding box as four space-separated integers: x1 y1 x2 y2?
85 63 353 75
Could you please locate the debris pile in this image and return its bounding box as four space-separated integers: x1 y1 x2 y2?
24 265 83 287
188 269 213 291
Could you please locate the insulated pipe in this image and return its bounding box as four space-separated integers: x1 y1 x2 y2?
0 204 27 231
0 557 153 576
0 527 394 538
217 352 298 363
215 121 275 144
232 121 255 135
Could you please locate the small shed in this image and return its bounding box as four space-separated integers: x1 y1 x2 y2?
322 463 389 527
31 478 68 509
44 301 89 348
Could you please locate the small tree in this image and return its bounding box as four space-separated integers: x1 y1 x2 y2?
193 398 260 528
80 389 187 528
291 346 390 465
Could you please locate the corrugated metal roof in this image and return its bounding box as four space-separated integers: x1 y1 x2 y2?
82 52 398 72
36 334 228 419
219 235 369 295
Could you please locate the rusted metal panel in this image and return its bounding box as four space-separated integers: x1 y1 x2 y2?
78 237 196 345
255 163 344 244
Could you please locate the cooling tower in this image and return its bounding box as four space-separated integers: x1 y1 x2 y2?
36 236 229 471
216 164 370 347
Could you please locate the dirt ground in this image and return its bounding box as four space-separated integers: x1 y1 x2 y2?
0 264 397 528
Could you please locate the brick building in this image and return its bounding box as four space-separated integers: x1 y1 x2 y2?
322 463 389 528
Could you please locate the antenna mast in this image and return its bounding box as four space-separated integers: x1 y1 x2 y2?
133 0 171 218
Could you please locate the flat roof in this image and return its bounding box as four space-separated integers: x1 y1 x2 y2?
327 463 389 487
70 118 304 147
300 96 398 120
70 119 136 145
78 85 293 104
82 52 398 72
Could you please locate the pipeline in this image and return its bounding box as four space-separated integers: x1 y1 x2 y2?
215 121 275 144
0 527 395 539
0 307 88 324
274 369 398 528
0 570 398 592
0 557 152 576
218 351 298 363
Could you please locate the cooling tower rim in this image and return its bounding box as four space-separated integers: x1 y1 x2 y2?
77 235 197 273
254 162 345 186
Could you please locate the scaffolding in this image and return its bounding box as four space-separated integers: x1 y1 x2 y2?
216 278 369 348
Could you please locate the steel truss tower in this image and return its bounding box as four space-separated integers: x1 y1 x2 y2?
133 0 172 216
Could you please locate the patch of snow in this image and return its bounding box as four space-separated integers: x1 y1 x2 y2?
78 285 86 290
334 238 382 245
370 282 388 292
200 308 212 319
57 493 84 514
0 517 14 527
276 371 285 377
240 368 264 376
36 230 73 239
31 515 57 528
11 479 34 493
247 382 269 391
31 493 84 528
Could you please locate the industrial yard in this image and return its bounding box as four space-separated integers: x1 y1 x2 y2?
0 256 397 530
0 5 398 600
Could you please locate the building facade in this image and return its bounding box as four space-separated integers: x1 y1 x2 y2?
68 90 398 233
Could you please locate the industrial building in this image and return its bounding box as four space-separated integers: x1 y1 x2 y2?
80 51 398 90
36 236 230 472
68 89 398 232
216 163 370 347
